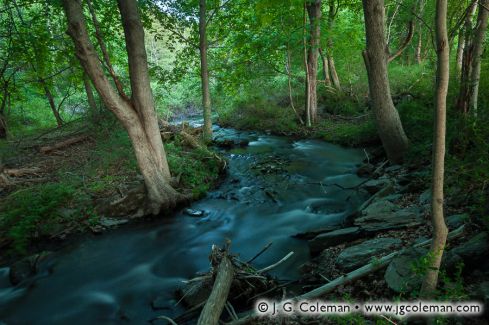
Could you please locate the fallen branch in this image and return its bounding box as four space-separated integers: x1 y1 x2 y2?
39 135 89 154
197 250 234 325
3 167 41 177
257 251 294 274
246 242 272 264
226 225 465 325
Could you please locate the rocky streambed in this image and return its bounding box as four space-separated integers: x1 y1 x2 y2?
1 124 488 324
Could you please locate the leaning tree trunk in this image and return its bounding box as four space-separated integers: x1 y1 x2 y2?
199 0 212 141
83 72 98 121
63 0 180 214
42 82 63 127
420 0 449 298
362 0 409 164
327 0 341 90
305 0 322 125
467 0 489 117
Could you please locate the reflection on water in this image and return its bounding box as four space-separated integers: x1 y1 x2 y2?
0 125 366 324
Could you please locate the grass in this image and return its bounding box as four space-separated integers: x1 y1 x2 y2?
0 119 223 257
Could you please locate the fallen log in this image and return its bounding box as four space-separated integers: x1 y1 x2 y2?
226 225 465 325
39 135 89 154
3 167 41 177
197 247 235 325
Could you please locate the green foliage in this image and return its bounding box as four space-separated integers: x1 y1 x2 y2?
166 141 222 198
0 183 75 254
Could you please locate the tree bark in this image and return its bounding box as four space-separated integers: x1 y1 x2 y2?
388 21 415 63
327 0 341 90
420 0 449 298
42 82 63 127
318 48 332 87
362 0 409 164
455 30 465 76
456 1 478 113
415 0 426 64
467 0 489 117
63 0 180 214
199 0 213 141
83 72 98 121
305 0 322 125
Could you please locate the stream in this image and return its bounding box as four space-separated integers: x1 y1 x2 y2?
0 124 367 324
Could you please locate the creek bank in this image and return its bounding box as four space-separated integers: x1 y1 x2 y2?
297 155 489 308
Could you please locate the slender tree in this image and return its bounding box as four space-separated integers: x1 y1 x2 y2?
455 1 477 77
361 0 409 163
62 0 183 214
199 0 212 141
326 0 340 90
456 0 489 115
421 0 449 298
305 0 322 126
82 72 98 122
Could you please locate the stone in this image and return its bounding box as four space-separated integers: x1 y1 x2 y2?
363 179 391 195
308 227 362 255
384 247 428 293
357 163 374 177
9 251 52 285
355 200 424 232
184 208 205 217
336 237 402 272
385 165 402 173
99 217 129 227
418 189 432 205
446 213 467 230
444 232 489 268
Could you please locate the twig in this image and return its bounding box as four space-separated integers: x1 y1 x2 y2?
246 242 272 264
257 251 294 274
156 315 178 325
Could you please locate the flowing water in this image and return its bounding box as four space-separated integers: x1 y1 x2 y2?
0 125 366 324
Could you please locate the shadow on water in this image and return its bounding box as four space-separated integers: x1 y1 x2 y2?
0 124 367 324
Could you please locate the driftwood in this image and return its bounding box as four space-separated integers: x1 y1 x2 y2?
226 225 465 325
39 134 89 154
197 248 234 325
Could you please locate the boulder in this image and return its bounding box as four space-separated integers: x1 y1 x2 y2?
446 213 467 230
384 247 428 293
184 208 205 217
355 200 424 232
9 251 52 285
362 179 391 195
308 227 362 255
444 232 489 269
336 237 402 272
99 217 129 228
357 163 374 177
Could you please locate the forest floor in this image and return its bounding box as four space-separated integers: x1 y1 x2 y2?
0 119 225 266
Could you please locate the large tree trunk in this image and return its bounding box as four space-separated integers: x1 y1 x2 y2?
327 0 341 90
41 82 63 127
362 0 409 164
456 1 478 113
63 0 179 214
467 0 489 117
199 0 212 141
420 0 449 298
305 0 322 125
83 72 98 121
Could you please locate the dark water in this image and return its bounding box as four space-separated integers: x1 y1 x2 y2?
0 125 366 324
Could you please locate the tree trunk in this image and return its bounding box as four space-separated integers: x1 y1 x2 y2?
455 30 465 77
319 48 332 87
63 0 180 214
415 0 426 64
387 21 414 63
199 0 212 141
305 0 322 125
467 0 489 117
456 1 478 113
42 82 63 127
83 72 98 121
362 0 409 164
420 0 449 298
327 0 341 90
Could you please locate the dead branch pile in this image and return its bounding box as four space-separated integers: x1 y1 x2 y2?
171 242 293 324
